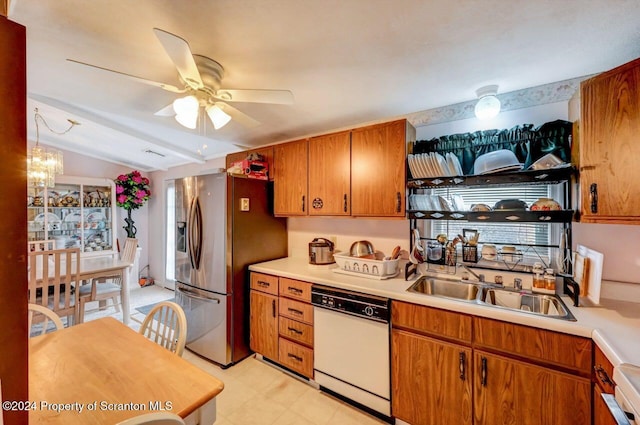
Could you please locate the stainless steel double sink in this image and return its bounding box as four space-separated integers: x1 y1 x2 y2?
407 276 576 321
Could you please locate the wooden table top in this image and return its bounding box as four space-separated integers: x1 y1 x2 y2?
29 317 224 424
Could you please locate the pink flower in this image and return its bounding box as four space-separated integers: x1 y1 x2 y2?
132 175 142 184
132 170 141 177
142 177 149 185
136 189 147 199
117 194 128 204
117 174 128 181
116 185 125 194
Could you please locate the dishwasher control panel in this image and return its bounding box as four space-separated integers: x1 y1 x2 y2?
311 285 389 322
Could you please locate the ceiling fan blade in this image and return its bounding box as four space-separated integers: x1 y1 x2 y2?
153 28 203 90
154 103 175 117
214 89 294 104
67 59 185 93
216 102 261 128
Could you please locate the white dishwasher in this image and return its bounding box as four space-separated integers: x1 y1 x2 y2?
312 285 391 419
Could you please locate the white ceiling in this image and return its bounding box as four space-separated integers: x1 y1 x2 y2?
10 0 640 171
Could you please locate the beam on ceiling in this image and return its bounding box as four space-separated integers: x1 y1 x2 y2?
37 134 166 172
29 94 206 164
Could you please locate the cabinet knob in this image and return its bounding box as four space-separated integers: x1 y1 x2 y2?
396 192 402 213
481 357 487 386
302 195 305 212
344 194 348 213
459 351 466 381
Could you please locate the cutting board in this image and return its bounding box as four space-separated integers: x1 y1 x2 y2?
577 244 604 305
573 252 590 290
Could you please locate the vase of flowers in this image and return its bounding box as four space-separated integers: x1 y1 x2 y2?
115 170 151 238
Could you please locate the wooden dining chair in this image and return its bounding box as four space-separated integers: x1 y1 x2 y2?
115 412 185 425
28 248 81 326
139 301 187 357
77 238 137 323
28 239 55 252
28 303 64 336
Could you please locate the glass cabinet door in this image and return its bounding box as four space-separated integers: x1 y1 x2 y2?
27 176 116 256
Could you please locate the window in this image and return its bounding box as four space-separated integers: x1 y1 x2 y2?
165 181 175 283
418 184 563 267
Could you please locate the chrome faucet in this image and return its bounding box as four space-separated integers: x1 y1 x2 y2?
459 264 485 282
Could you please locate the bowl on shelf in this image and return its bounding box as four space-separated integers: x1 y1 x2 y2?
473 150 523 175
349 240 375 259
528 153 567 171
530 198 562 211
493 199 528 211
470 203 492 212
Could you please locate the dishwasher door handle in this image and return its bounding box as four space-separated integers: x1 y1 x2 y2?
601 394 632 425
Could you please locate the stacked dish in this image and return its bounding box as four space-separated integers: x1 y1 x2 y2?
408 152 463 178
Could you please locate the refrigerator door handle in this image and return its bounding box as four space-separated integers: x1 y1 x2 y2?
177 286 222 304
188 196 203 270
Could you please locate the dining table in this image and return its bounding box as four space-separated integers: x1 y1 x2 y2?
29 317 224 424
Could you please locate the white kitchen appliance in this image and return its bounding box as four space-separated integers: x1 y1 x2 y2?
312 285 391 419
174 173 287 366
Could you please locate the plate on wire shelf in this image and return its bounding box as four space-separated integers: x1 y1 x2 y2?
34 212 61 223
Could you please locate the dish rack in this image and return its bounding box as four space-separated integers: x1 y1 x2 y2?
332 252 400 279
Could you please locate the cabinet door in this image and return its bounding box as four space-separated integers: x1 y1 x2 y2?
249 290 278 361
351 120 407 217
308 131 351 215
580 57 640 223
392 329 472 425
474 350 591 425
273 139 308 216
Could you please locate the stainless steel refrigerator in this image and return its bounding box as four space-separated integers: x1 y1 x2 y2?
174 173 287 366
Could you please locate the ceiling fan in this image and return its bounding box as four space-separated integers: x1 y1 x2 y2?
68 28 294 130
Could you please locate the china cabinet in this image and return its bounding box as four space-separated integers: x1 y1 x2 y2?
27 176 117 256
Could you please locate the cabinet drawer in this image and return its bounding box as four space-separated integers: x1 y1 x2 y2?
279 277 312 303
392 301 472 344
250 272 279 295
279 337 313 378
279 317 313 347
474 317 592 374
594 344 615 394
279 298 314 325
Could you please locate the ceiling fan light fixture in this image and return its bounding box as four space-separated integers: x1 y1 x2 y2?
173 95 199 129
206 104 232 130
474 84 501 120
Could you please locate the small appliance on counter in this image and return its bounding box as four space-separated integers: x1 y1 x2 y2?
309 237 335 265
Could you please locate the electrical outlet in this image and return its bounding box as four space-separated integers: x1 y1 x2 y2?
240 198 250 211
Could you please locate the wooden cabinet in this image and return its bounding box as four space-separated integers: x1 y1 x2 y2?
351 119 413 217
593 345 617 425
308 131 351 216
249 290 278 361
391 301 593 425
580 57 640 224
274 139 308 215
277 277 314 378
474 350 591 425
273 119 415 217
392 329 472 425
250 272 314 378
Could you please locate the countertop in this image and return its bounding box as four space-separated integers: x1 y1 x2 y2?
250 256 640 407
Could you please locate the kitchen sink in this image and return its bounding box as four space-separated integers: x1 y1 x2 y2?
406 275 576 321
407 276 480 301
479 287 576 321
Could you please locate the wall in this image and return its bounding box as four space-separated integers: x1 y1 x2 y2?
42 148 148 268
147 158 227 288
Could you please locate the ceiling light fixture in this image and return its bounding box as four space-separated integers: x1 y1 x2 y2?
205 104 232 130
27 108 78 188
474 85 501 120
173 95 199 129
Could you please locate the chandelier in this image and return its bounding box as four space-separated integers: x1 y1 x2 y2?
27 108 79 188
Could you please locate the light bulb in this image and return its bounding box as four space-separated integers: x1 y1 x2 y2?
173 95 199 129
474 95 501 120
206 104 232 130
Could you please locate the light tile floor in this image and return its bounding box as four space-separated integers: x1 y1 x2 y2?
85 285 387 425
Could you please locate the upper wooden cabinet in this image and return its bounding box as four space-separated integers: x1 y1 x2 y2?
351 120 414 217
308 131 351 216
580 57 640 224
273 139 308 215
